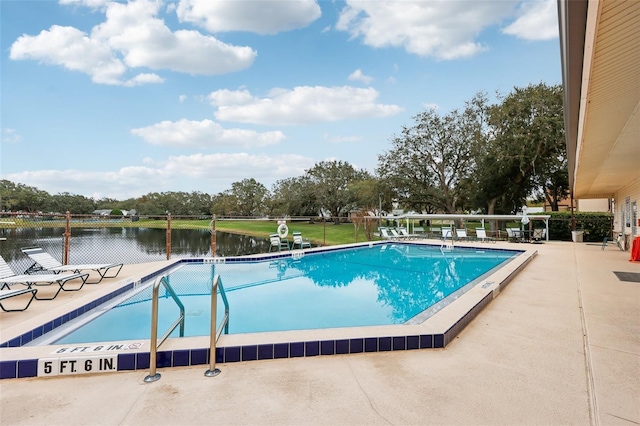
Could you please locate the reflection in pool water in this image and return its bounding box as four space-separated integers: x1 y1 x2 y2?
51 243 518 344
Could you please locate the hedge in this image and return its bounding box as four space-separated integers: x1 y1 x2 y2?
544 211 613 242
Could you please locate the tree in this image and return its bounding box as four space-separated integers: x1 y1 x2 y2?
536 157 570 211
470 83 566 214
348 177 391 216
270 176 318 217
212 191 239 216
0 180 50 212
231 178 268 217
305 160 369 223
48 192 96 214
212 183 270 217
188 191 214 216
130 191 212 216
378 93 489 214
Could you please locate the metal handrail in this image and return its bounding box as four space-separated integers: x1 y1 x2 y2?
144 275 185 383
205 274 229 377
440 229 454 253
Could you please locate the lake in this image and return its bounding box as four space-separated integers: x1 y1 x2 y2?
0 227 271 273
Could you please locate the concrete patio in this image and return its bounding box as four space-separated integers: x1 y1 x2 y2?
0 240 638 425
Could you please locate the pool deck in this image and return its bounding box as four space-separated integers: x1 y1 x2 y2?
1 240 638 425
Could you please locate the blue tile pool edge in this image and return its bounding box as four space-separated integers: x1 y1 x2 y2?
0 243 533 379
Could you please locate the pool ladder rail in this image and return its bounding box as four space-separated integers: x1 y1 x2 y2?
440 229 454 254
205 274 229 378
144 275 185 383
143 274 230 383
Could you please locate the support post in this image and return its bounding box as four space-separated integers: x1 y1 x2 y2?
205 276 221 377
210 215 217 257
570 191 576 231
63 211 71 265
166 214 171 260
354 218 358 243
323 216 326 246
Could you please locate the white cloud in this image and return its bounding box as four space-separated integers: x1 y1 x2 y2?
1 128 22 144
59 0 110 9
422 103 439 110
210 86 403 125
131 119 286 148
175 0 321 34
163 153 312 180
503 0 559 40
9 0 256 85
9 25 132 86
179 95 187 103
323 133 362 144
336 0 517 60
4 153 314 199
348 69 373 84
124 73 165 86
93 1 256 75
208 89 255 107
5 167 169 200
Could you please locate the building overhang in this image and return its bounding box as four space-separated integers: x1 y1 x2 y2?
558 0 640 199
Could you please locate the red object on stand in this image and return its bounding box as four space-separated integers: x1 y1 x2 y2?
631 236 640 262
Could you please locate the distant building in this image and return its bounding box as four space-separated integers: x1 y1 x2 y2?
543 197 611 213
92 209 130 216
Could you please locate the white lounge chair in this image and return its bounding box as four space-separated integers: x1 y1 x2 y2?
0 255 88 300
292 232 311 249
397 228 414 239
475 228 495 243
455 229 468 241
506 228 522 242
430 227 442 239
413 226 426 237
379 228 393 239
0 288 37 312
21 247 123 284
269 234 290 252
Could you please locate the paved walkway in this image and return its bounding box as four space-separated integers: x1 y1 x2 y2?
0 241 638 425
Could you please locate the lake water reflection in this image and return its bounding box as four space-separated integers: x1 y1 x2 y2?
0 227 270 273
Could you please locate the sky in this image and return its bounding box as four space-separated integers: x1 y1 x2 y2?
0 0 562 200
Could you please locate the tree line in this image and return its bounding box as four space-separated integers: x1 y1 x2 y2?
1 83 568 219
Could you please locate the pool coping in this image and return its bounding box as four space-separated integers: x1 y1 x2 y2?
0 241 536 379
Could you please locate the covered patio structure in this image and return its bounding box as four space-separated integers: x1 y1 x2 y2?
388 213 551 241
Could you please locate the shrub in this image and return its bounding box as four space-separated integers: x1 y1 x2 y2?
546 211 612 242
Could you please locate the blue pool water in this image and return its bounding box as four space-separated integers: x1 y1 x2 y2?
52 244 518 344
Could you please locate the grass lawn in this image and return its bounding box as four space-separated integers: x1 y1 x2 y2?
212 219 374 246
168 219 376 246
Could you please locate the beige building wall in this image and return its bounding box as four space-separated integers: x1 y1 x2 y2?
577 198 610 212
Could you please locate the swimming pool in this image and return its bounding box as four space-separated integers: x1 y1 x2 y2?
0 241 537 379
44 243 519 345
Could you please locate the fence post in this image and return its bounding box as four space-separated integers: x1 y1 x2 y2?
354 220 358 243
63 211 71 265
210 215 217 257
166 214 172 260
323 216 326 246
